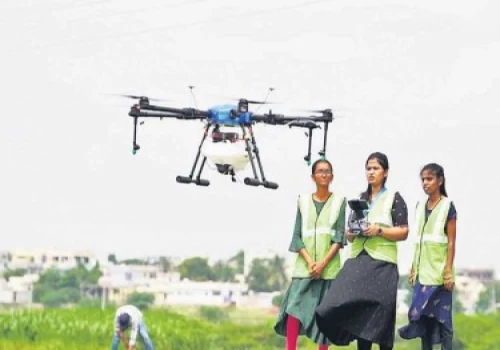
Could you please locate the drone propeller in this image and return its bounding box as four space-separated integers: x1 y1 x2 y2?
115 94 170 102
245 99 275 105
298 108 351 116
298 108 334 114
224 97 277 105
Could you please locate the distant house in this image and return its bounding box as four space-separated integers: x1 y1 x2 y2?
98 263 166 305
456 267 495 285
98 263 248 307
137 280 248 307
0 274 38 306
455 274 487 314
0 251 9 274
9 249 97 271
451 267 497 314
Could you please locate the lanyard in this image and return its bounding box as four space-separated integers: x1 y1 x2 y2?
363 187 386 216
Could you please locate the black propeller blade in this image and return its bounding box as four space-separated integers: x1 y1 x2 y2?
300 108 333 114
115 94 170 102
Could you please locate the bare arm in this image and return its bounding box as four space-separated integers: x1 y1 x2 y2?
298 248 316 274
298 248 314 265
321 243 341 266
443 218 456 290
346 233 356 243
444 219 456 272
362 224 408 241
364 191 409 241
379 225 409 241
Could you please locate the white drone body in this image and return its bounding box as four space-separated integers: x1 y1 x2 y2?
201 125 251 172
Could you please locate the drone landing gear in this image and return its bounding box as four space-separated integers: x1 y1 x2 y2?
241 126 278 190
176 125 211 187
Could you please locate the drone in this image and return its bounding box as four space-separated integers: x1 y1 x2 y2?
124 89 337 190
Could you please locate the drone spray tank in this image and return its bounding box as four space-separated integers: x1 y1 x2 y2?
200 104 251 175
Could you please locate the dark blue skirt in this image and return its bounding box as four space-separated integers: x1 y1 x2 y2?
398 279 453 344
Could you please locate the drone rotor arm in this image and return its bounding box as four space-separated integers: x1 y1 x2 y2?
139 104 209 117
128 106 206 121
129 99 210 119
251 110 334 163
252 114 324 128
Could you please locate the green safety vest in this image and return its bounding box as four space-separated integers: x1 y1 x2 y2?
292 193 346 280
412 197 452 285
350 189 398 264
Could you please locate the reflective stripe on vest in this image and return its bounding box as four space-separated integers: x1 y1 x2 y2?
350 189 398 264
292 193 345 280
412 197 452 285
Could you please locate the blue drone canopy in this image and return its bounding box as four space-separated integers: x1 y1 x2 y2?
207 104 253 126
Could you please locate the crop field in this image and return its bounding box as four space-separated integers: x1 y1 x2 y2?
0 307 292 350
0 307 498 349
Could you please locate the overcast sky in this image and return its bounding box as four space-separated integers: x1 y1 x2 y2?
1 0 498 274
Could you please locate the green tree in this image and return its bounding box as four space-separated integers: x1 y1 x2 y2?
126 292 154 310
476 281 500 313
272 293 285 307
120 258 148 265
228 250 245 274
178 257 215 281
267 255 288 291
453 291 465 314
246 258 273 292
2 268 27 281
212 260 236 282
33 264 103 308
159 256 172 273
246 256 288 293
107 254 118 264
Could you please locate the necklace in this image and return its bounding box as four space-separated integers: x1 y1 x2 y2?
427 196 442 211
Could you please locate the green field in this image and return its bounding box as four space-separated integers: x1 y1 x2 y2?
0 306 498 349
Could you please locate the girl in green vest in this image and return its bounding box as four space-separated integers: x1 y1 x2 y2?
315 152 409 350
398 163 457 350
274 159 347 350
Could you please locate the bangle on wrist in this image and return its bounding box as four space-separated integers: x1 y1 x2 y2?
377 227 383 236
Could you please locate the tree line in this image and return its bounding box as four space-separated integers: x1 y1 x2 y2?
108 250 290 293
5 250 499 312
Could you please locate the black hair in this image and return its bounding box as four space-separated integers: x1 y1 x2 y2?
311 158 333 175
420 163 448 196
365 152 389 198
118 313 130 329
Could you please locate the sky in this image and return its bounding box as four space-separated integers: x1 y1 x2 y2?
1 0 499 274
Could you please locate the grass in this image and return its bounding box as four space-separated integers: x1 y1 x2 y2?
0 305 496 349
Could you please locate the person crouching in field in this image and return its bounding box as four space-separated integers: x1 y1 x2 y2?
274 158 347 350
111 304 154 350
398 163 457 350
